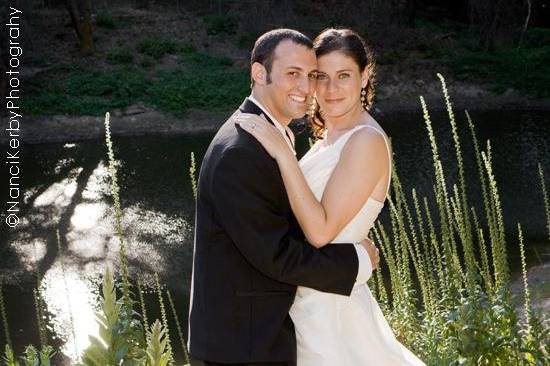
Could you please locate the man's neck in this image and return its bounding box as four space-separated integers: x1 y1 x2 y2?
250 90 291 126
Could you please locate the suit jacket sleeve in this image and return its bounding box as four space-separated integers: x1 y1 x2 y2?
210 144 359 296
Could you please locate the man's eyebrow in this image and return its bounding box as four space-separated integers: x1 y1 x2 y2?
286 66 304 71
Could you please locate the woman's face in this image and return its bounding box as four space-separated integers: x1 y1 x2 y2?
315 51 367 120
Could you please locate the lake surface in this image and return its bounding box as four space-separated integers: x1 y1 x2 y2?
0 109 549 363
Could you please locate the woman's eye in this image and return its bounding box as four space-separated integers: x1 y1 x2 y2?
338 73 350 79
316 73 328 81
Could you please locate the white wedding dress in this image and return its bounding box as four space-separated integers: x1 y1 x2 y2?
289 124 425 365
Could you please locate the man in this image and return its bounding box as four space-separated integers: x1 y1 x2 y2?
188 29 379 366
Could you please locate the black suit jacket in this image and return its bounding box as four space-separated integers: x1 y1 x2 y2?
188 98 360 364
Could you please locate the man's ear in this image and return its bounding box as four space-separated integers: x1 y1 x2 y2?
251 62 268 86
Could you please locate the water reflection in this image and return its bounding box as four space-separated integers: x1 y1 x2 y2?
40 266 97 361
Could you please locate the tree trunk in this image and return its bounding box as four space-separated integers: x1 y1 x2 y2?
66 0 94 56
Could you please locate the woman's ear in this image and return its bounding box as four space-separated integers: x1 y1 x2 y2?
251 62 268 86
361 69 369 89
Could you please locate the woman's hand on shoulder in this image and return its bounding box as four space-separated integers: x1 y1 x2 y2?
234 113 293 162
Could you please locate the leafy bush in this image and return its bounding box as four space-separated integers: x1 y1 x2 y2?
96 13 117 29
107 46 134 65
137 36 178 59
202 14 238 35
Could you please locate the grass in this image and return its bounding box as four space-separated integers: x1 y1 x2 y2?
137 36 178 59
23 46 248 117
202 14 238 35
107 46 134 65
416 20 550 98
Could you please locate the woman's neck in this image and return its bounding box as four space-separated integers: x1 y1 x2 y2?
325 103 368 135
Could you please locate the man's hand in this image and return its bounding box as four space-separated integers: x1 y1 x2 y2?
360 238 380 271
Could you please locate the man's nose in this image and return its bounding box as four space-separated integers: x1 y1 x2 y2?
298 75 313 94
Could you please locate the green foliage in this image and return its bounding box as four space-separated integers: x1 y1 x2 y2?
24 47 246 116
189 152 198 201
0 280 10 349
202 14 238 35
21 345 55 366
78 267 145 366
166 290 190 366
23 66 148 115
144 321 171 366
96 14 118 29
148 49 246 116
538 164 550 242
107 47 134 65
371 76 549 364
446 46 550 97
153 274 173 365
3 345 17 366
523 27 550 49
137 36 178 59
2 345 55 366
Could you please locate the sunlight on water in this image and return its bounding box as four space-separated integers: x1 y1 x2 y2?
33 171 80 208
41 265 98 361
14 238 47 271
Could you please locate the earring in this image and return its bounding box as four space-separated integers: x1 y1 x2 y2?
307 97 317 118
360 88 367 110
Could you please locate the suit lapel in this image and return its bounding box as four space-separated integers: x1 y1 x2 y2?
238 97 276 126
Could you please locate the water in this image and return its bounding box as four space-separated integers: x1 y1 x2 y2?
0 109 548 363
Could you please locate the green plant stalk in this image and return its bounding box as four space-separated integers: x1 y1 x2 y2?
3 344 18 366
154 273 174 365
373 223 400 305
517 223 532 338
0 279 11 349
438 74 474 280
423 196 448 301
104 112 132 311
466 111 500 287
145 320 171 366
137 278 150 344
538 163 550 242
189 152 198 201
421 96 463 293
33 288 47 348
166 289 190 365
482 146 510 287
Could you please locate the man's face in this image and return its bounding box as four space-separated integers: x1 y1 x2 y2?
261 40 317 123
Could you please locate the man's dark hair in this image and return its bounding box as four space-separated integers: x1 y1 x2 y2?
250 29 313 87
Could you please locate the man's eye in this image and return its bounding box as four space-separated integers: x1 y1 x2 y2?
308 73 317 79
339 73 350 79
288 71 299 77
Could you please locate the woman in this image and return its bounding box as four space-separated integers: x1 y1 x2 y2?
237 28 425 365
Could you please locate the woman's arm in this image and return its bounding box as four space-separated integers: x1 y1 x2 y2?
237 114 389 247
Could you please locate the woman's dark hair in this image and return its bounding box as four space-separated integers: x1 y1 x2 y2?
309 28 376 139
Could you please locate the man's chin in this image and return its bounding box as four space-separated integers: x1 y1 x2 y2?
289 108 307 120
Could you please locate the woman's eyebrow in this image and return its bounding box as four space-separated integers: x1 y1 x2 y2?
317 69 353 74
